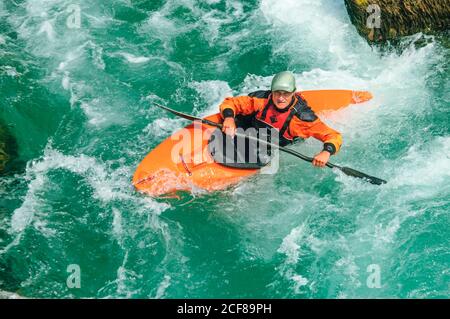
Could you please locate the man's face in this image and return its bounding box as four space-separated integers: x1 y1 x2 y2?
272 90 295 109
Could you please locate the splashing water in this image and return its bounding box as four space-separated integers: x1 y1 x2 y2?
0 0 449 298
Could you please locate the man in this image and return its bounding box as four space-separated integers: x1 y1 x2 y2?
219 71 342 167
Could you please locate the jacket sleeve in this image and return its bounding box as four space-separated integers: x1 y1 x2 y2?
289 117 343 154
219 96 264 118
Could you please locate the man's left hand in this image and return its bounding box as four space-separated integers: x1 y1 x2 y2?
312 151 331 167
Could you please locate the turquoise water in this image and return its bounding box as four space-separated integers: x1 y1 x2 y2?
0 0 449 298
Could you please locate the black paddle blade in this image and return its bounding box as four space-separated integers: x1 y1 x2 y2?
340 166 387 185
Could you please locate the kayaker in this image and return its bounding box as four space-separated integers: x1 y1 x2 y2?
219 71 342 167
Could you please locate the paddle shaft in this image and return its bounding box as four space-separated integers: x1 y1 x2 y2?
154 103 387 185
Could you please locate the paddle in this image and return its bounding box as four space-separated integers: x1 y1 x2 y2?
154 103 387 185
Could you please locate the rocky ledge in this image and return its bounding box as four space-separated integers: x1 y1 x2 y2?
345 0 450 42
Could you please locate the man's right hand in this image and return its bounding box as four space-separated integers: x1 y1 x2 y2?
222 117 236 137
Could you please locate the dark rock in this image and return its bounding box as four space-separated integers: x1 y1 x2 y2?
0 124 10 172
344 0 450 43
0 123 18 173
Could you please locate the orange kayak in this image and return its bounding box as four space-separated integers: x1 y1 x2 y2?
133 90 372 196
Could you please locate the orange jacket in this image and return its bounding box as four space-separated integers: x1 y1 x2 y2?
219 93 342 154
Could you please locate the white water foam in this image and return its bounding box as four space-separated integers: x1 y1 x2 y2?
154 275 171 299
0 66 22 77
3 0 447 299
188 80 233 116
8 1 135 130
391 136 450 189
139 0 250 50
138 11 179 52
112 207 123 238
10 173 47 234
278 224 307 265
117 52 151 64
37 20 56 41
56 69 133 128
0 290 26 299
227 1 449 298
9 147 169 235
275 222 335 295
142 117 185 139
